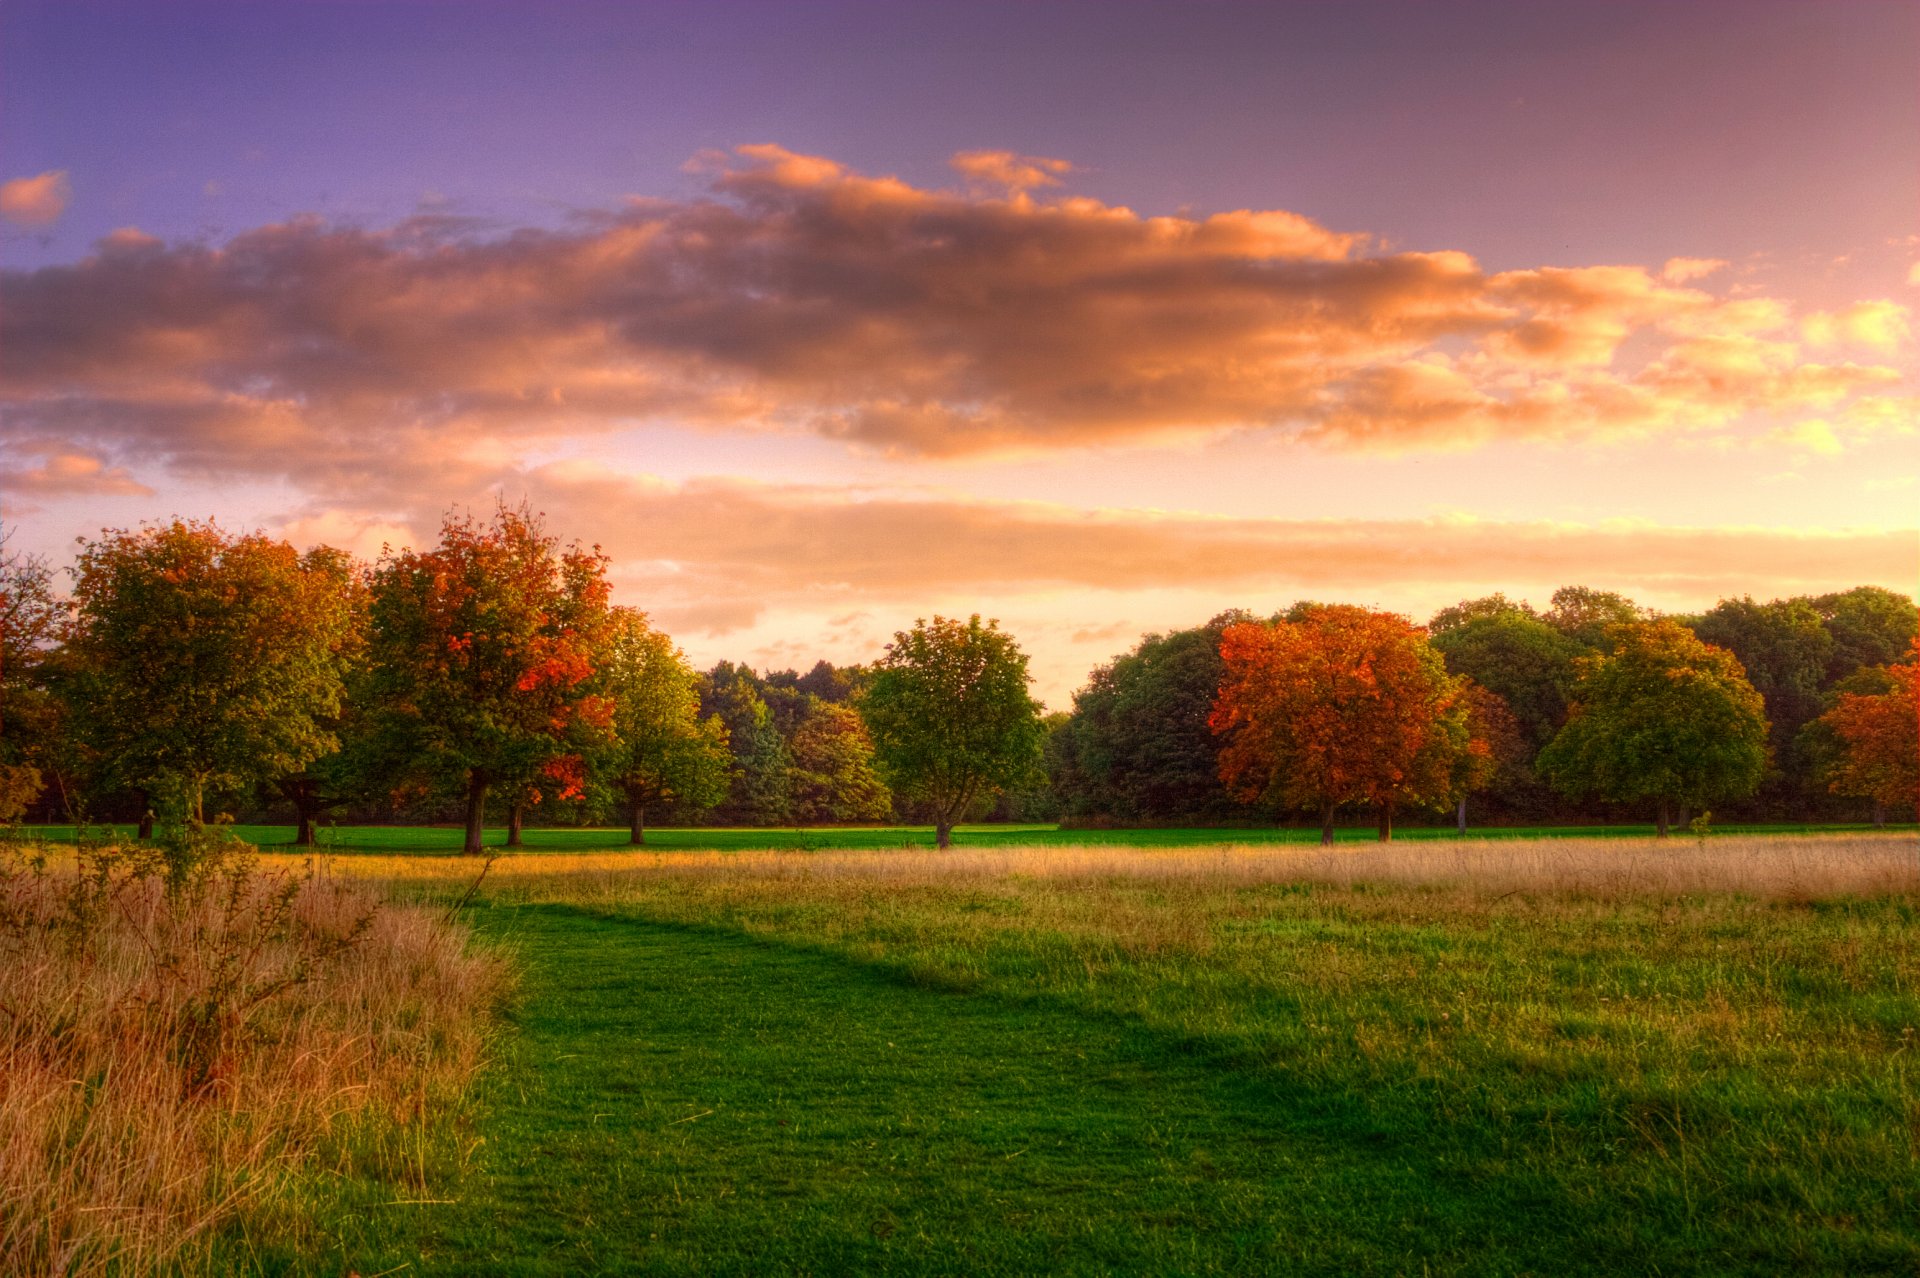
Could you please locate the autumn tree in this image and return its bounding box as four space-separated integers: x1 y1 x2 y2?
1817 643 1919 823
598 609 730 844
859 615 1044 849
1538 620 1767 836
366 504 614 854
1210 605 1476 843
788 699 893 823
65 520 358 827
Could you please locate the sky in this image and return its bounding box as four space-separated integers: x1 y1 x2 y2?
2 0 1916 705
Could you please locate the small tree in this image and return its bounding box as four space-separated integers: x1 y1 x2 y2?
66 520 358 826
1538 619 1767 836
1817 643 1918 823
0 537 64 821
366 504 615 854
1209 604 1475 844
598 609 730 844
860 615 1044 849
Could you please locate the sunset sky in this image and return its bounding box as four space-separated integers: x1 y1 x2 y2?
3 0 1916 704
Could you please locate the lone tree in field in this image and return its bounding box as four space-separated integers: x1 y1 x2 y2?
66 520 359 828
1816 641 1919 823
367 504 615 854
598 608 731 844
1209 604 1479 844
859 615 1044 849
1538 619 1767 836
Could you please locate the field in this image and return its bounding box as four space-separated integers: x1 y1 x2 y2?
205 831 1920 1275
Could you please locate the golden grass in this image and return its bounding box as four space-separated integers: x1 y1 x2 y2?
289 831 1920 903
0 846 507 1276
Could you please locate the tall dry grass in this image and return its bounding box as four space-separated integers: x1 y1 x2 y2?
0 836 507 1276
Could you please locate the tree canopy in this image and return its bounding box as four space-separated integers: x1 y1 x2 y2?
1210 605 1479 843
1817 643 1919 819
1538 620 1767 834
860 615 1044 848
598 609 731 843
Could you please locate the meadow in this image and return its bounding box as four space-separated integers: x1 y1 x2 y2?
238 832 1920 1275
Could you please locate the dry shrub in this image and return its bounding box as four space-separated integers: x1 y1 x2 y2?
0 834 507 1276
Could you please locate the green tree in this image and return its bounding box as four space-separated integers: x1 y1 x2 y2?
598 609 730 843
366 504 615 854
1538 620 1767 836
1428 593 1538 635
1062 612 1251 822
788 699 892 824
65 519 359 827
702 662 792 824
860 615 1045 849
1544 586 1645 649
1812 586 1917 685
1688 595 1833 812
1429 609 1583 752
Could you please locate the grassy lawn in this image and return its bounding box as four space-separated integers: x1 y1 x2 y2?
20 819 1911 855
262 835 1918 1275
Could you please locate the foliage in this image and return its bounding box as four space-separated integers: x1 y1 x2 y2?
701 661 792 824
1538 620 1768 832
597 609 731 840
1688 594 1832 755
1427 592 1537 634
1210 605 1479 841
1812 585 1918 684
0 539 64 820
859 615 1045 847
1059 612 1251 822
1429 609 1583 752
65 520 359 824
1542 585 1644 649
787 699 893 823
365 504 615 853
1817 645 1919 815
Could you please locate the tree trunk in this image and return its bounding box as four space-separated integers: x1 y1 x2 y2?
935 817 954 849
1678 806 1691 830
1319 803 1335 847
191 777 206 826
1377 800 1393 843
1656 800 1671 839
463 773 488 855
1872 798 1886 829
137 809 155 842
295 806 315 847
1456 796 1467 835
629 794 646 846
507 803 524 849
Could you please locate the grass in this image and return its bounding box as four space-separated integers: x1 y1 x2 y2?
283 833 1920 1275
20 818 1914 856
0 838 506 1276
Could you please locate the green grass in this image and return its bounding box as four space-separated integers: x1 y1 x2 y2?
258 841 1920 1275
20 818 1910 855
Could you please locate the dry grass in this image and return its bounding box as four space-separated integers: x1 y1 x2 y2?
292 831 1920 903
0 839 507 1277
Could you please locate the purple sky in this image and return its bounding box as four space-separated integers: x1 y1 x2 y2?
3 1 1916 702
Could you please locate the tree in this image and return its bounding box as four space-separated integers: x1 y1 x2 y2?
1209 605 1476 844
65 520 358 827
366 504 615 854
1817 644 1918 822
0 537 64 821
1429 609 1583 753
701 662 791 824
1061 612 1251 822
1428 593 1538 635
1812 586 1918 685
1538 620 1767 836
1453 682 1525 832
1544 586 1645 649
598 609 730 844
788 699 892 824
859 615 1045 849
1688 595 1833 812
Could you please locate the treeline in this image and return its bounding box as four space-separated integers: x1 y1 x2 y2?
1053 587 1917 830
1 508 1915 841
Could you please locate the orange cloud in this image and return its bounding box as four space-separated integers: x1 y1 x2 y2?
0 170 70 227
0 443 153 498
1 146 1909 489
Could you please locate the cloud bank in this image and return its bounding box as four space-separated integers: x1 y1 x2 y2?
3 145 1910 498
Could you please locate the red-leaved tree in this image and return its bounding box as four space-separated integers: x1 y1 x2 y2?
1210 604 1479 843
1819 640 1920 823
366 504 614 853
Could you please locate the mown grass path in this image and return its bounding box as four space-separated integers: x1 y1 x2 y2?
312 899 1907 1277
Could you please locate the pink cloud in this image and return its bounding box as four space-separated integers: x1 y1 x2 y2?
0 170 70 227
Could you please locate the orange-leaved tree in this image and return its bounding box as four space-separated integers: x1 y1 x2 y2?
1209 604 1478 843
1818 639 1919 822
366 504 615 854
